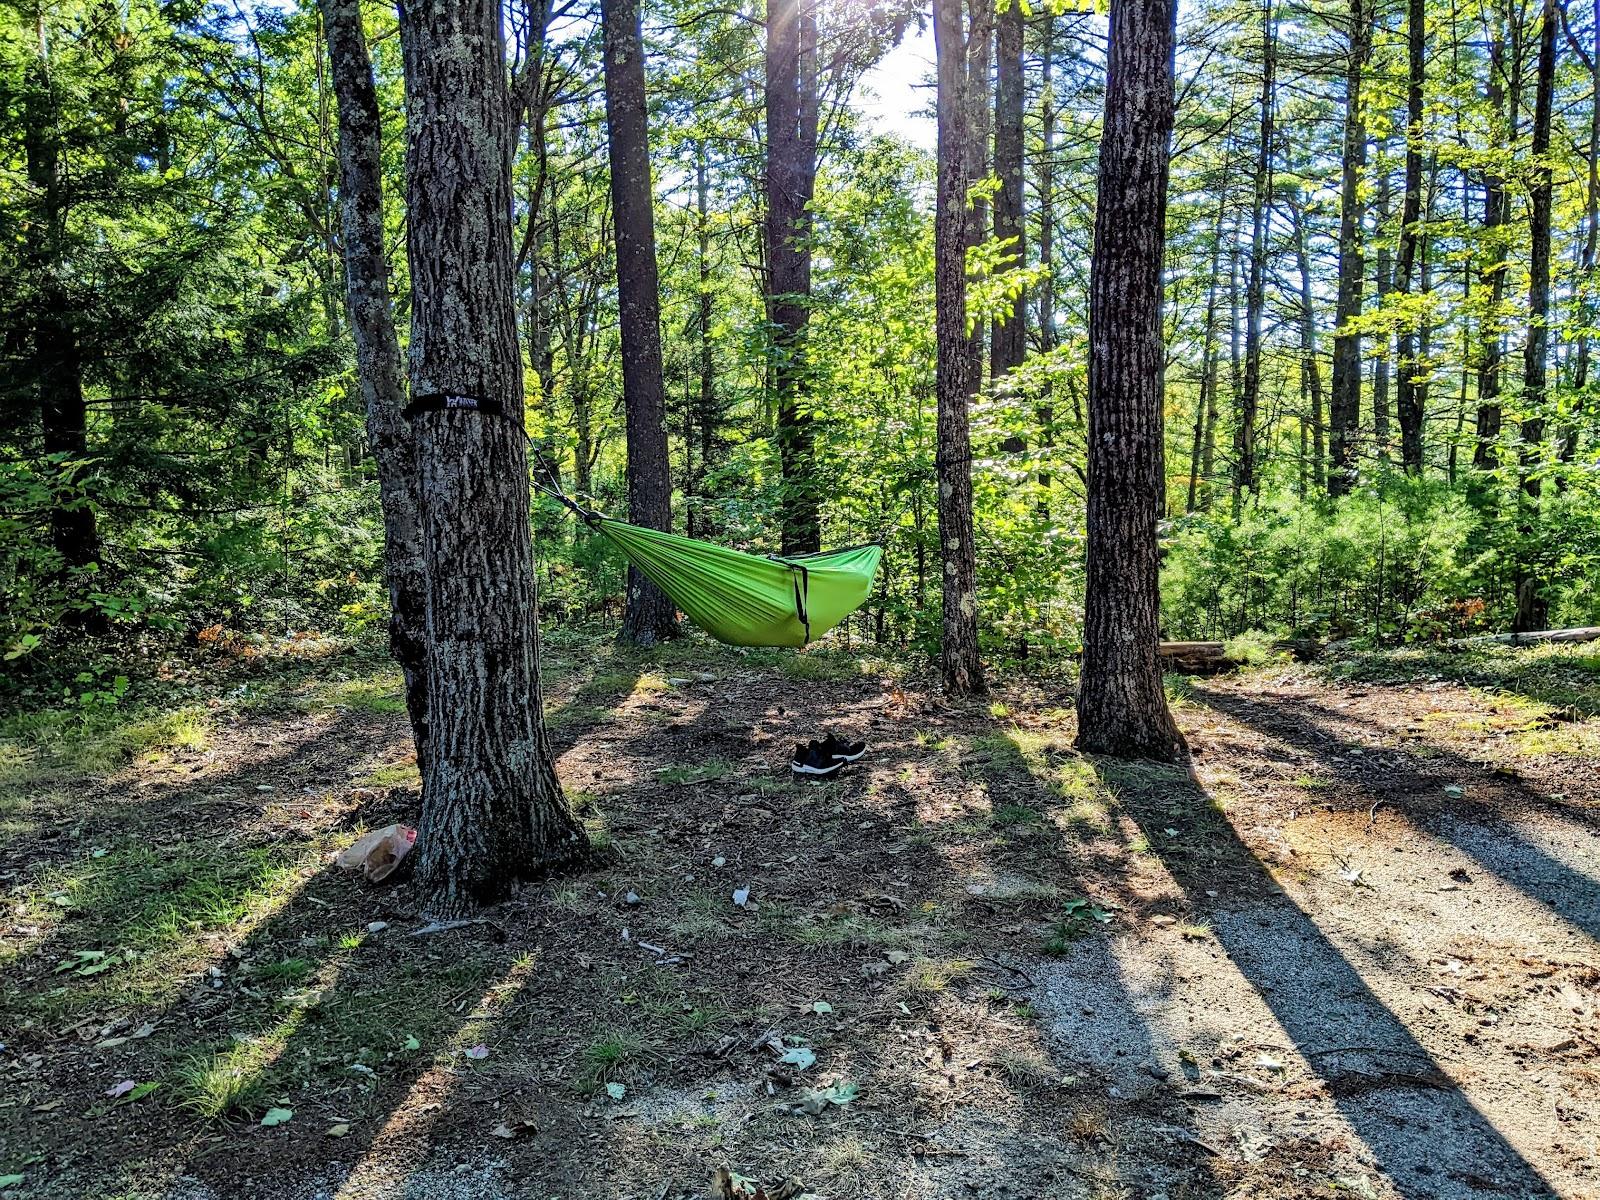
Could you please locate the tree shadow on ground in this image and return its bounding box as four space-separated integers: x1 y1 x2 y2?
1188 684 1600 943
1091 747 1562 1199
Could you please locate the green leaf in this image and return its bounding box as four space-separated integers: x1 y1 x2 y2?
822 1080 859 1105
260 1107 293 1126
604 1082 626 1101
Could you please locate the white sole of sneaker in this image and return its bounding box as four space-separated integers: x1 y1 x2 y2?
829 749 866 763
791 761 843 777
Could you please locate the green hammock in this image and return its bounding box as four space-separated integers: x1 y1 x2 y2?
590 517 882 648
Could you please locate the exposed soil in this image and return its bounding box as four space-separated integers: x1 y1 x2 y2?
1 646 1596 1200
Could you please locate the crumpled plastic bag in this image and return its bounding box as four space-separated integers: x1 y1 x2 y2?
335 824 417 883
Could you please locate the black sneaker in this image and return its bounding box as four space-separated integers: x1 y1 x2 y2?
791 742 844 777
816 732 867 763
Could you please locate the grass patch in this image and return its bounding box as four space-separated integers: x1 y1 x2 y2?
358 759 419 790
904 957 974 997
658 759 735 786
322 676 405 715
1 704 212 775
172 1036 281 1119
579 1030 648 1088
2 839 316 1017
992 803 1044 828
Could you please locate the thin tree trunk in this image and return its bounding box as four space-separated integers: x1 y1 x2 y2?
964 0 993 394
1188 186 1229 512
1034 13 1056 506
25 40 103 620
1516 0 1557 633
695 141 716 535
1235 0 1275 506
399 0 584 915
1394 0 1427 474
934 0 986 696
767 0 821 554
1290 197 1326 489
1475 20 1511 473
1329 0 1371 496
1560 0 1599 464
603 0 680 643
1372 154 1392 456
1076 0 1184 761
321 0 430 769
991 0 1025 380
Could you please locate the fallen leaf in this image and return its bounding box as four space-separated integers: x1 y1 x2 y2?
732 887 750 907
490 1117 538 1140
325 1123 350 1138
464 1043 489 1060
780 1046 816 1071
105 1080 136 1099
605 1081 626 1101
260 1107 294 1127
811 1000 832 1014
0 1175 24 1190
402 1034 421 1051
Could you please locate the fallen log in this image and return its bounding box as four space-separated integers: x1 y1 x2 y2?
1158 642 1237 674
1461 626 1600 646
1156 639 1322 674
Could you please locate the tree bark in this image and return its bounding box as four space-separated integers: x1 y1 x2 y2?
1234 0 1275 507
1188 184 1229 513
602 0 680 643
1329 0 1371 496
766 0 822 554
1560 0 1598 465
321 0 430 768
934 0 987 696
1394 0 1427 474
1289 196 1326 490
399 0 584 915
964 0 993 394
25 39 103 617
991 0 1025 382
1474 21 1512 473
1516 0 1557 634
1372 157 1392 455
1076 0 1184 761
694 140 717 538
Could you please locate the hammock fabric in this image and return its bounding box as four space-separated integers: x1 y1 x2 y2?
589 516 883 648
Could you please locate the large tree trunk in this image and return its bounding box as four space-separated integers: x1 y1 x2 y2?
990 0 1025 382
321 0 430 769
1076 0 1184 761
1328 0 1371 496
1394 0 1427 475
399 0 584 915
933 0 986 696
1234 0 1274 508
1516 0 1557 634
603 0 680 643
766 0 822 554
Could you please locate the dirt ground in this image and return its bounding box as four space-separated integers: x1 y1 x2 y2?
1 638 1597 1200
